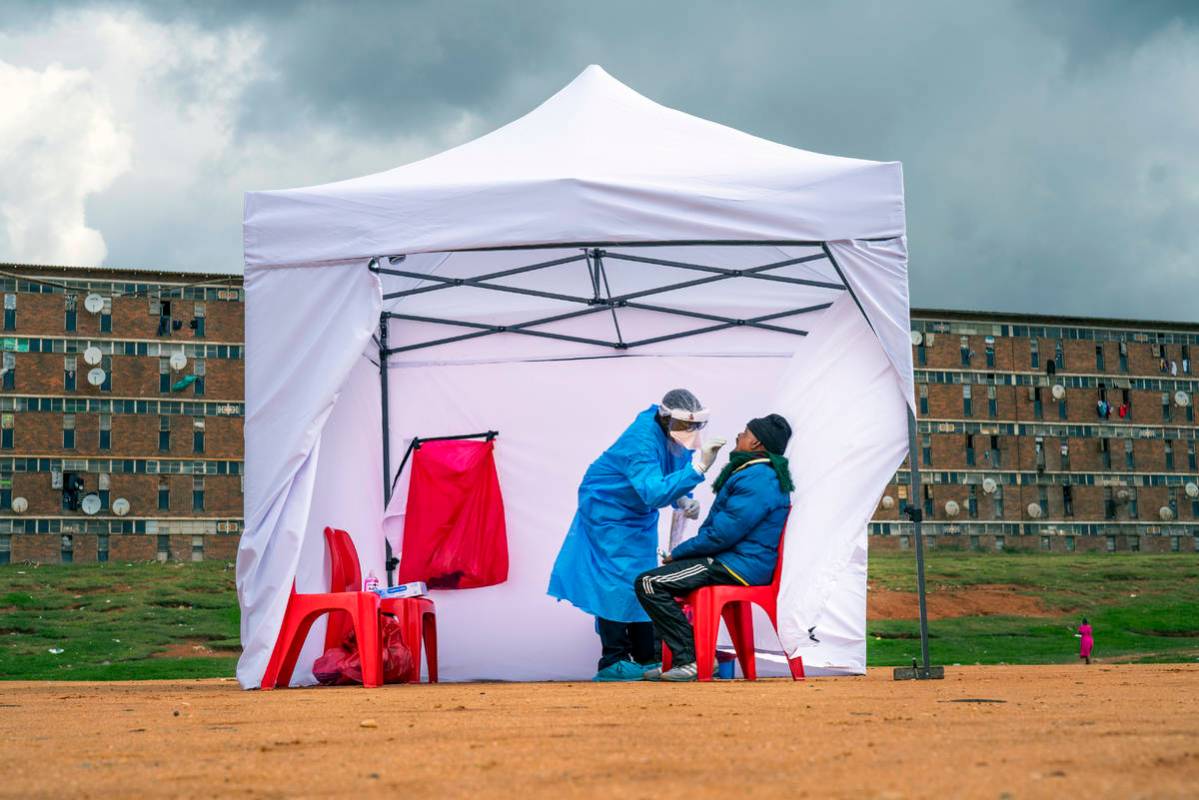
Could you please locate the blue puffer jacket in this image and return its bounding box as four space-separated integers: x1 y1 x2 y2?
670 460 791 586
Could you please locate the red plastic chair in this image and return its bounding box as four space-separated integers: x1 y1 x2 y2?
663 512 804 682
323 528 438 683
260 542 382 690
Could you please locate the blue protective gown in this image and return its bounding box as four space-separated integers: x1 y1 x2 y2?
548 406 703 622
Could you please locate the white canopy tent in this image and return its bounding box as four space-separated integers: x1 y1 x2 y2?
237 65 917 688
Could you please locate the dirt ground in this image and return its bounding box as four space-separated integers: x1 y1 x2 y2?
2 665 1196 799
868 584 1051 620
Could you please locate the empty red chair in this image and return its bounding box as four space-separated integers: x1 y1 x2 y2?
323 528 438 683
663 514 804 682
260 543 382 690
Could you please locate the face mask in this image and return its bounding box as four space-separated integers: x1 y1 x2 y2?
670 429 701 451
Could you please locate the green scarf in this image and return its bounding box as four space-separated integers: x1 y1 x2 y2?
711 450 794 494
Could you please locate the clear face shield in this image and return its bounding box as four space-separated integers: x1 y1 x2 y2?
659 405 710 451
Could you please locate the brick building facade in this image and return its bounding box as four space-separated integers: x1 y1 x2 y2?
0 264 243 565
875 309 1199 554
0 265 1194 563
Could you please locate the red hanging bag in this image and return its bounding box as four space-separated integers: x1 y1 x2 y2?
397 439 508 589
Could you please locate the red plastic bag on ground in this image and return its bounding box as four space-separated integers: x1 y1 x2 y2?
398 439 508 589
313 615 414 686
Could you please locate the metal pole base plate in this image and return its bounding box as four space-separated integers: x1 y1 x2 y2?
893 665 945 681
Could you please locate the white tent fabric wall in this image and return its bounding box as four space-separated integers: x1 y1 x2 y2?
236 65 913 688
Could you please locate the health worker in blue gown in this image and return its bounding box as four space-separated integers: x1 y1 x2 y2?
548 389 728 681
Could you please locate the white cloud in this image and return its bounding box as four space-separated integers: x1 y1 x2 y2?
0 59 130 263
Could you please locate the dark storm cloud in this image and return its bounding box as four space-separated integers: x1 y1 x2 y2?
3 1 1197 321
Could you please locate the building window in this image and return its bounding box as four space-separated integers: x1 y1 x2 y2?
1165 440 1175 471
159 416 170 451
1162 392 1172 422
156 298 173 337
1106 535 1116 552
193 418 205 454
63 414 75 449
3 293 15 330
1040 535 1051 551
65 294 77 332
1128 535 1140 553
962 384 973 416
918 384 928 416
922 485 933 518
64 355 77 392
1171 536 1182 553
1060 441 1070 470
1063 484 1074 516
97 534 109 563
1058 396 1068 420
1065 535 1076 552
192 476 205 511
967 485 978 518
1039 485 1050 517
960 336 972 367
0 533 9 565
1029 339 1039 369
1118 341 1128 372
1103 487 1116 520
988 434 1001 467
1099 438 1111 470
61 534 73 564
99 414 111 450
159 358 171 393
1054 341 1065 371
1187 401 1194 424
157 534 170 561
2 352 14 390
992 486 1004 519
1 413 12 450
985 341 995 368
1188 442 1197 471
192 303 206 338
921 434 931 466
994 535 1005 551
1033 386 1043 419
1182 344 1191 374
916 340 926 366
100 355 111 392
965 433 976 466
98 472 110 510
896 485 908 516
1128 487 1138 519
1094 344 1104 371
1124 438 1135 470
158 478 170 510
100 297 112 333
987 385 997 418
191 535 204 562
193 358 206 396
1034 437 1045 470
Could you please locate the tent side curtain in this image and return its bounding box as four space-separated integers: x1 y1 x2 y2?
236 260 381 689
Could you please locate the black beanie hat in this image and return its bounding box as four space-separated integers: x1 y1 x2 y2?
747 414 792 455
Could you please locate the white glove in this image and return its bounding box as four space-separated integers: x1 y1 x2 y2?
693 437 727 474
677 497 701 520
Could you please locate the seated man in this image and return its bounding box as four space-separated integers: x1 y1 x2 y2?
634 414 793 681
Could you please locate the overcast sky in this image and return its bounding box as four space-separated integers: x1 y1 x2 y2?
0 1 1196 320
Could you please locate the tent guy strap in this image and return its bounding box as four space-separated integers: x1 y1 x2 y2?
369 244 846 356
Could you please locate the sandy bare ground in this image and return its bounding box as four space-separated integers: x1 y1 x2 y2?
2 665 1196 799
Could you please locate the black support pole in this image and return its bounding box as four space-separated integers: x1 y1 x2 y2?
379 313 397 587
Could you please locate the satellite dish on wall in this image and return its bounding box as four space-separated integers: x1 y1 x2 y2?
1159 506 1175 521
881 495 895 509
1051 384 1066 401
169 351 187 371
1186 482 1199 499
11 496 27 513
84 294 105 314
982 478 998 494
944 500 960 517
87 368 106 386
83 346 103 366
1027 502 1043 519
1175 391 1190 407
910 330 923 346
112 498 130 516
81 493 102 515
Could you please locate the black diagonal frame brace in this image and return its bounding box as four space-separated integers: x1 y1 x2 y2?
373 244 843 355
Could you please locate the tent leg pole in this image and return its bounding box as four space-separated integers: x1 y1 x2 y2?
895 406 943 680
379 313 396 588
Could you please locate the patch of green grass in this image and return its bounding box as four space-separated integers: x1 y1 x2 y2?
0 560 238 681
868 552 1199 666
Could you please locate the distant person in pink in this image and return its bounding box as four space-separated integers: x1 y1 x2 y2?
1077 618 1094 665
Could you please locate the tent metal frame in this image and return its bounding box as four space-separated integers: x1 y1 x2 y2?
368 240 936 677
